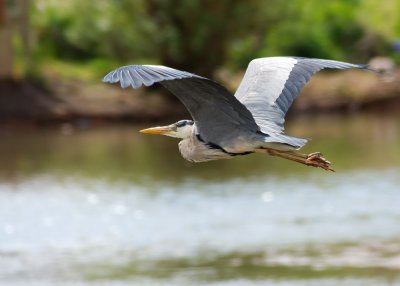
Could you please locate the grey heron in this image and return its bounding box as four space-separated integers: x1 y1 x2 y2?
103 57 368 171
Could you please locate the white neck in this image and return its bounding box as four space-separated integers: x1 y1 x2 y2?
175 124 194 139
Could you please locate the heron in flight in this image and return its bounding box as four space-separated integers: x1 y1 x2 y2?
103 57 368 171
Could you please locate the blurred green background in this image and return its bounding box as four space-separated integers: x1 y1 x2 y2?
1 0 400 121
2 0 400 80
1 1 400 286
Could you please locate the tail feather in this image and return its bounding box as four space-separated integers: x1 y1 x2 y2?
265 134 309 149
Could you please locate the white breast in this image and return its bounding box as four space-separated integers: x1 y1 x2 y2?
178 136 231 162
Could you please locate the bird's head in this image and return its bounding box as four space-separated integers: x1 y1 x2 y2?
139 120 194 139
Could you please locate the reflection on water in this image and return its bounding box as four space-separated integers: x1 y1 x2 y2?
0 114 399 286
1 114 400 183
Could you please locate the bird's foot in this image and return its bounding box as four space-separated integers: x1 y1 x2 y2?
305 152 334 172
256 148 335 172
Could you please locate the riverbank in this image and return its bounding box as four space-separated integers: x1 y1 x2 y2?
0 68 399 124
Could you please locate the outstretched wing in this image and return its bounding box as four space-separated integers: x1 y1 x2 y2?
235 57 368 134
103 65 260 147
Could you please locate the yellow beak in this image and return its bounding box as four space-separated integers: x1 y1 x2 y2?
139 126 174 135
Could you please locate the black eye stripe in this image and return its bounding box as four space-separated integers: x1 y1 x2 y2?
175 120 194 127
175 121 186 127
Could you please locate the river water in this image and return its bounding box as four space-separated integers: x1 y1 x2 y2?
0 114 399 286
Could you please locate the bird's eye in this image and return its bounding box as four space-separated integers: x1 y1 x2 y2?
175 121 187 128
175 120 193 128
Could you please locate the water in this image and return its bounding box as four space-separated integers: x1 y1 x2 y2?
0 114 400 286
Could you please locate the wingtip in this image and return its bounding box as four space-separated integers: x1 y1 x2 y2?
357 63 370 70
101 64 205 90
101 70 127 87
102 71 114 84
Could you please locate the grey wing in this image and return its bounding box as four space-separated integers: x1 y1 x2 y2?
235 57 368 134
103 65 260 147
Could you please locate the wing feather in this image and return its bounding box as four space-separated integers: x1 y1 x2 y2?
235 57 368 134
103 65 260 147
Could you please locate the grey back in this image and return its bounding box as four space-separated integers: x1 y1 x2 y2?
103 65 260 146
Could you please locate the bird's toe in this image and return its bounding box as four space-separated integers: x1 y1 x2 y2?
305 153 334 172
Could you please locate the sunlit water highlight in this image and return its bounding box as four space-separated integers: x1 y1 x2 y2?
0 114 399 285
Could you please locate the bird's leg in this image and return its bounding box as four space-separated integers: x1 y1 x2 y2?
256 148 334 172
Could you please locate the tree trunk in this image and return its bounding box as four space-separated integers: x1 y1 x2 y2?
0 0 13 79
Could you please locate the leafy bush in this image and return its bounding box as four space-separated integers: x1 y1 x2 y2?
32 0 400 73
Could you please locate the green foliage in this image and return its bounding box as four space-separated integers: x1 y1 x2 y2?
229 0 400 67
142 0 267 76
31 0 400 74
33 0 155 62
259 0 364 60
